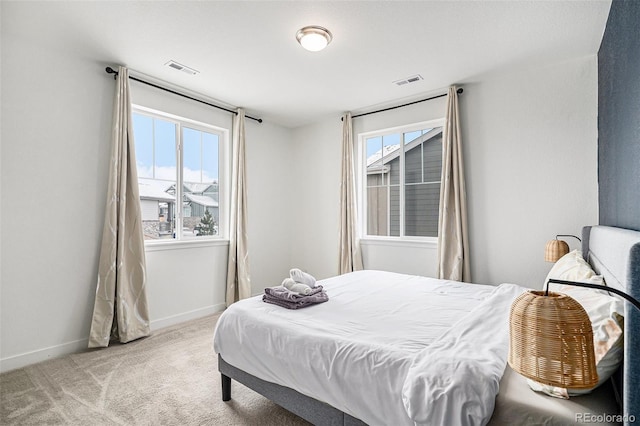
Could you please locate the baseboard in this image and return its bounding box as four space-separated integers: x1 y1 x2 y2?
0 338 89 373
0 304 226 374
150 303 226 331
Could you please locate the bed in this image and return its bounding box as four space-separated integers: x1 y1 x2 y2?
213 225 639 425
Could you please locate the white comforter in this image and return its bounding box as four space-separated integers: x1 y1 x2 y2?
213 270 525 426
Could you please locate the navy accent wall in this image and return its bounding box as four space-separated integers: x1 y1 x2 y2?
598 0 640 231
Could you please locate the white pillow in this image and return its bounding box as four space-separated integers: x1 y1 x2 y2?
545 250 595 283
528 251 624 399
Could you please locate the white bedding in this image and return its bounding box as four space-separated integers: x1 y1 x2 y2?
213 270 525 426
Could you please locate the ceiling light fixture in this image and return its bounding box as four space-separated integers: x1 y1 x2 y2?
296 26 332 52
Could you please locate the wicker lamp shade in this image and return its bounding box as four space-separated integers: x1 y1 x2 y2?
508 291 598 388
545 239 570 262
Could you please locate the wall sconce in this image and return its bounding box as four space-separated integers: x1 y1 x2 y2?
544 234 581 262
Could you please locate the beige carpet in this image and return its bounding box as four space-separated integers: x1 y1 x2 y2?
0 313 311 425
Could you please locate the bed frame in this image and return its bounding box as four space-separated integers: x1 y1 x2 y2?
219 225 640 425
219 355 366 426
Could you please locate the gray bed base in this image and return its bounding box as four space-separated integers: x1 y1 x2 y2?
219 354 366 426
219 225 640 425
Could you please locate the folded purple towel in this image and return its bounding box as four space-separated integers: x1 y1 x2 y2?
264 285 324 301
263 285 328 309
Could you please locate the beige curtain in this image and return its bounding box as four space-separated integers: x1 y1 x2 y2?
89 66 150 348
338 112 364 274
437 86 471 282
226 108 251 306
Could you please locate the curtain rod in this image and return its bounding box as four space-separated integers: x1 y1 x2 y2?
105 67 263 123
341 87 463 121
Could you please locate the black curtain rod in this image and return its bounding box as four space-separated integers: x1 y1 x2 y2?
342 87 463 121
105 67 263 123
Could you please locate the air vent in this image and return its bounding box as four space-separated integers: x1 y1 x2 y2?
393 74 423 86
164 60 199 75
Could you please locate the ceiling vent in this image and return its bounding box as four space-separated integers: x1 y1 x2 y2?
164 60 199 75
393 74 423 86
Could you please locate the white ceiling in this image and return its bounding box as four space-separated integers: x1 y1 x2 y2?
6 1 611 128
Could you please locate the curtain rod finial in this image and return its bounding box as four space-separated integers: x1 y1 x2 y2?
456 87 463 94
105 66 118 80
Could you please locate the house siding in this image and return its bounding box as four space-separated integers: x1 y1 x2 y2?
366 134 442 237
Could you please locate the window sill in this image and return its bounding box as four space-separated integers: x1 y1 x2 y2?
144 238 229 252
360 237 437 249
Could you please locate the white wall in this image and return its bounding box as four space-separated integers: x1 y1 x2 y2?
360 240 438 278
461 56 598 287
145 243 228 330
290 56 598 288
245 121 295 294
1 33 114 371
289 118 342 279
0 20 293 371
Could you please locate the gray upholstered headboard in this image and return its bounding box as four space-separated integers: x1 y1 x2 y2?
582 225 640 423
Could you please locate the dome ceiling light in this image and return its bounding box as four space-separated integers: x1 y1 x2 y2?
296 26 333 52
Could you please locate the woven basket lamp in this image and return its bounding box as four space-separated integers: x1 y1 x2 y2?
508 291 598 388
544 239 570 262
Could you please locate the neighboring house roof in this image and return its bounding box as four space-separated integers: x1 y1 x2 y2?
184 182 216 194
366 127 443 172
366 143 401 166
138 179 175 202
184 193 219 208
166 182 219 195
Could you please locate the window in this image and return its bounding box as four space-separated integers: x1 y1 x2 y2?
360 119 444 239
132 106 227 241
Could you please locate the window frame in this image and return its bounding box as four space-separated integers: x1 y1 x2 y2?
132 104 230 248
356 118 445 243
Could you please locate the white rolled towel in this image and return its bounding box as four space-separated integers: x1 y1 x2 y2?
290 268 317 288
281 278 312 295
